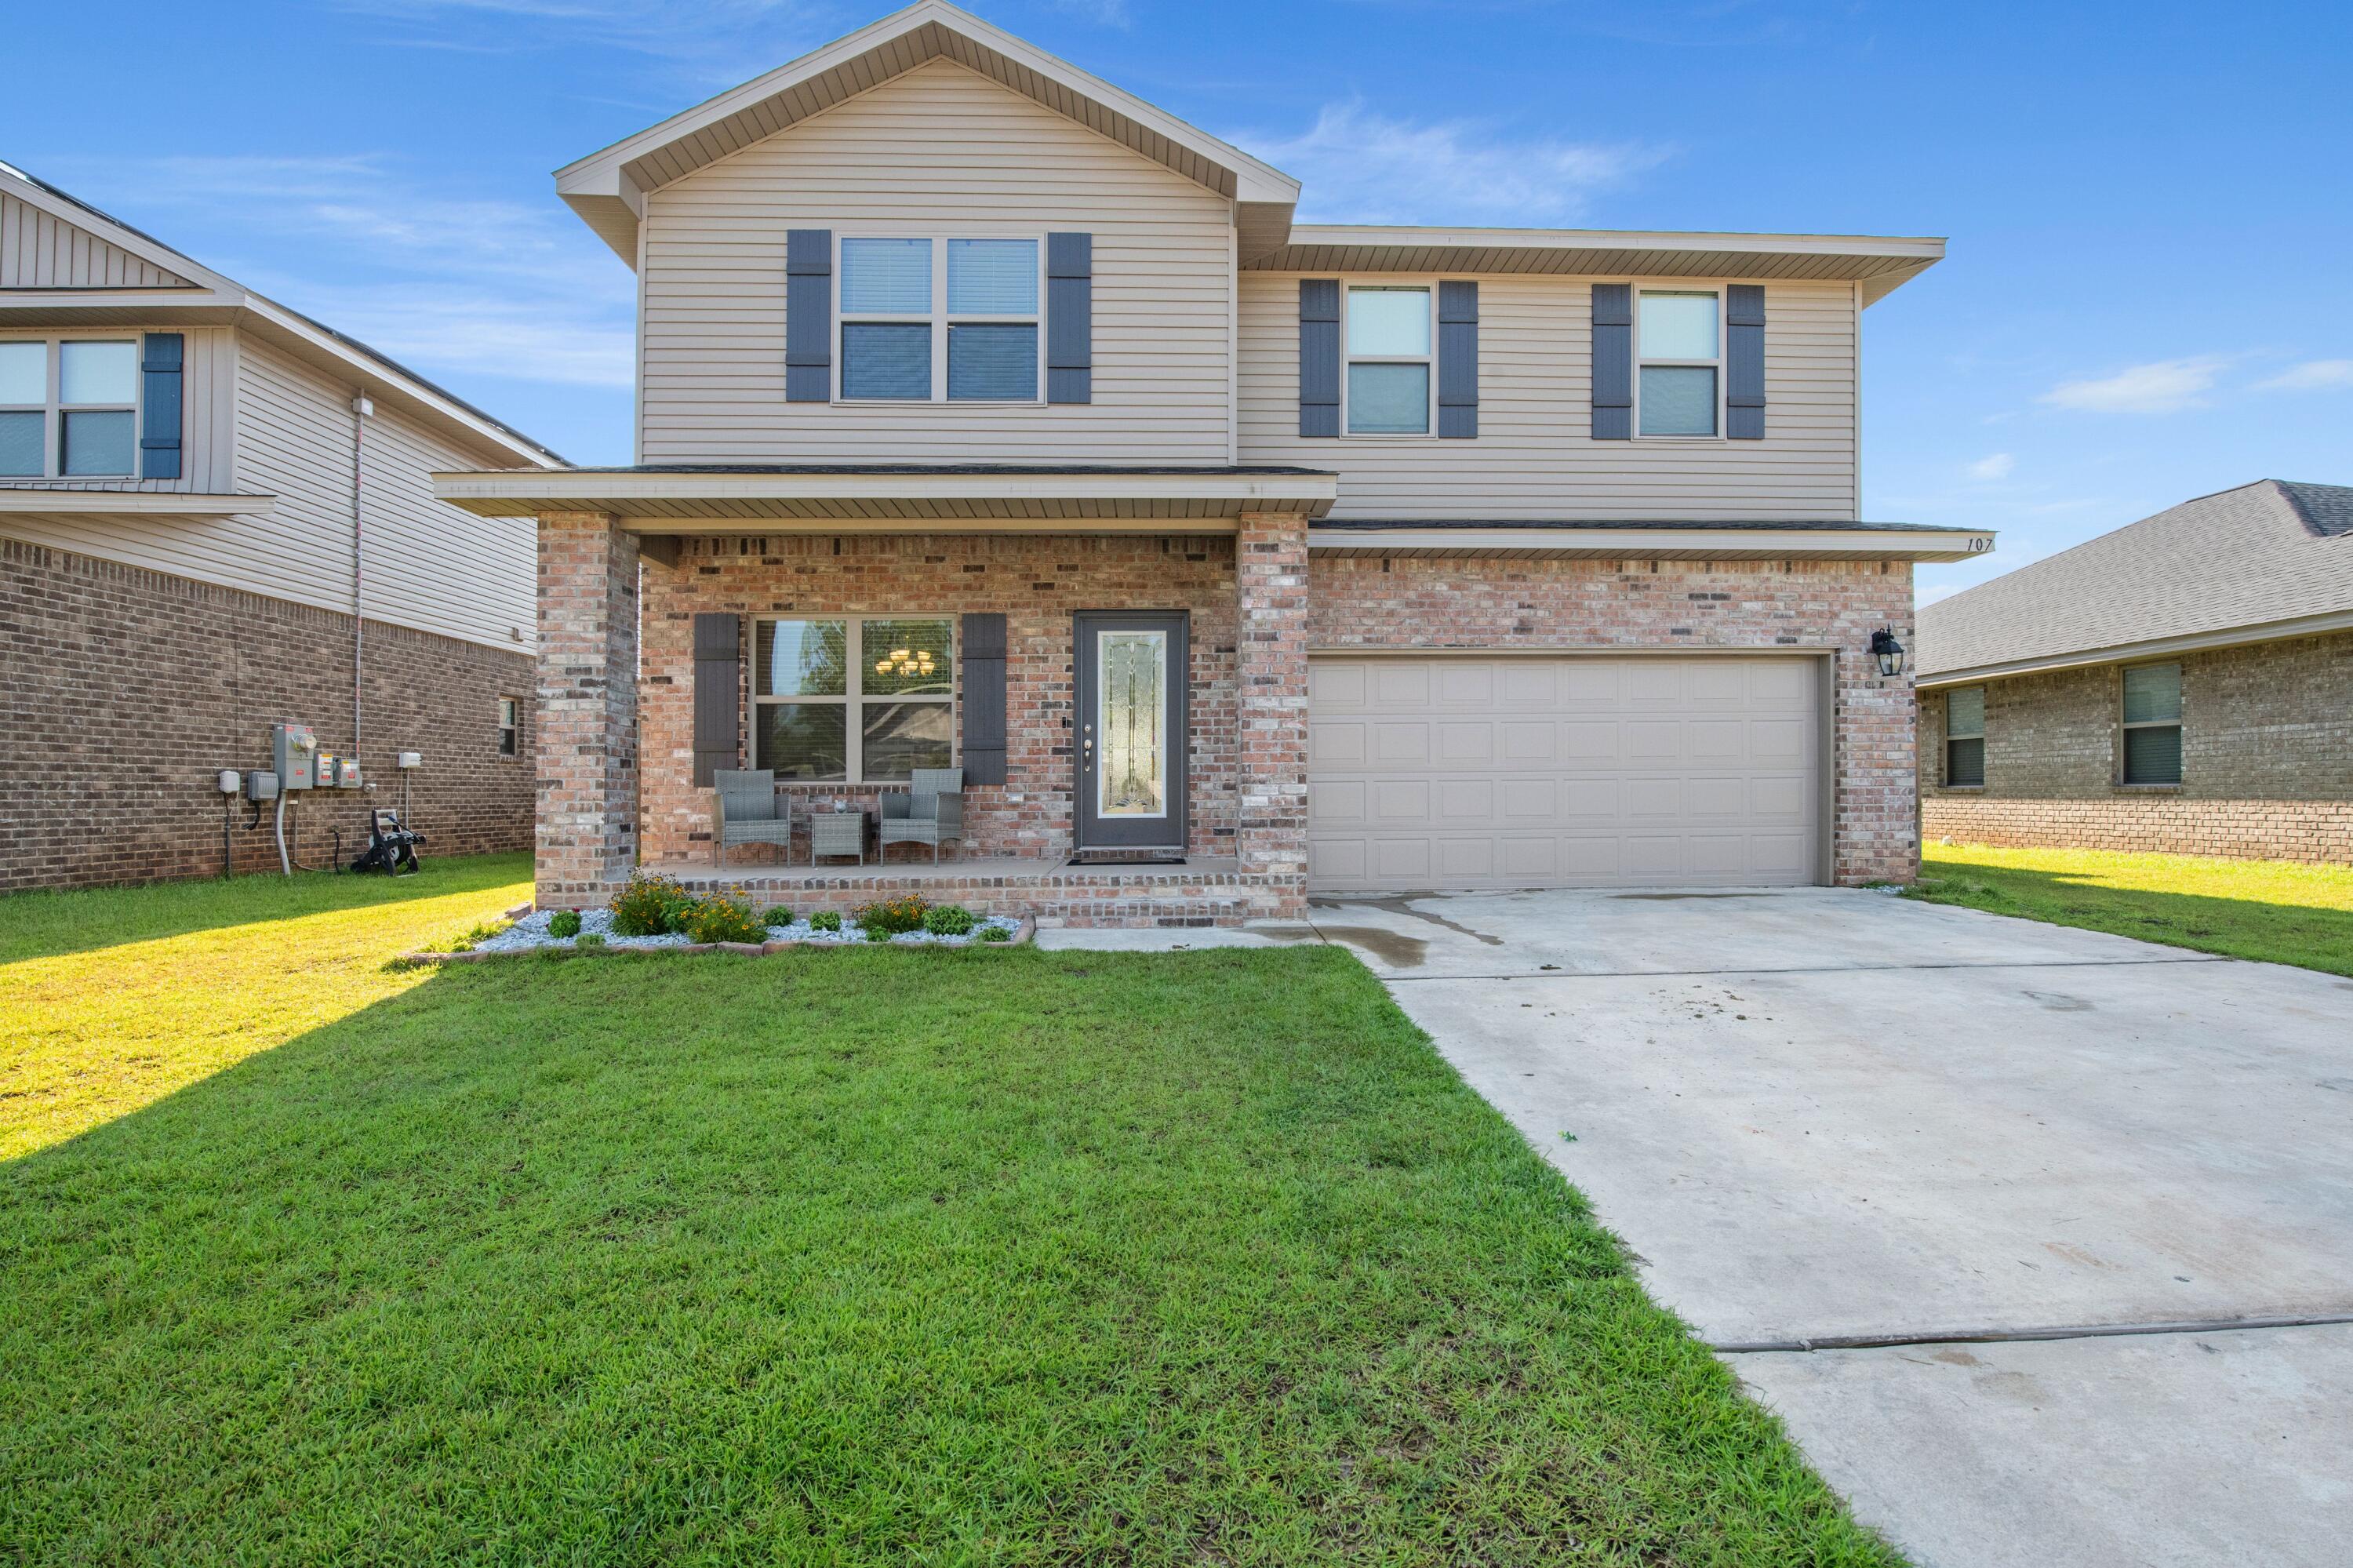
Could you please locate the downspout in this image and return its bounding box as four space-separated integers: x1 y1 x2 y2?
351 392 372 762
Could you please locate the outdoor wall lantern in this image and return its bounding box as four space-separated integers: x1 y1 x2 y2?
1870 628 1907 678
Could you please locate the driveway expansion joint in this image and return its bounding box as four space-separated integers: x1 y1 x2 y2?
1373 954 2230 982
1711 1309 2353 1356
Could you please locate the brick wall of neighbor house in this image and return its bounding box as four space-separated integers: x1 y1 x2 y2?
634 531 1244 870
1308 554 1922 884
0 536 535 893
1920 630 2353 864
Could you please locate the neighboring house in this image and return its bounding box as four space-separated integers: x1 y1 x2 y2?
435 0 1991 924
1 162 565 892
1916 479 2352 865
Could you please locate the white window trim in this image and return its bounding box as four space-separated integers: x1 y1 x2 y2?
0 334 142 481
2117 660 2184 788
1632 286 1727 442
1339 278 1438 439
751 614 959 784
1944 685 1986 788
833 233 1046 406
497 696 522 758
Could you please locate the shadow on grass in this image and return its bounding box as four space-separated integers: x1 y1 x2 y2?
0 945 1897 1566
0 853 532 965
1908 863 2353 979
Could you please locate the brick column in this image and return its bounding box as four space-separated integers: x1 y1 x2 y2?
1235 511 1311 916
536 511 640 908
1833 584 1921 886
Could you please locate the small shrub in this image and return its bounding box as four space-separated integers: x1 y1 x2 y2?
762 906 795 929
548 908 583 939
611 871 693 937
576 933 608 952
854 893 931 937
924 904 976 937
809 911 842 933
980 925 1013 944
862 923 895 943
685 892 766 944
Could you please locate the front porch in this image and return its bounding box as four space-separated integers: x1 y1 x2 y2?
457 464 1334 926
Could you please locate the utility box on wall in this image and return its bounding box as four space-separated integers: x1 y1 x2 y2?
271 724 317 790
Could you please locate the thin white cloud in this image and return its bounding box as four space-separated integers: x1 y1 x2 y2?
2040 356 2227 415
45 154 635 391
336 0 829 78
1966 453 2013 482
1235 100 1667 224
2256 358 2353 392
1042 0 1133 24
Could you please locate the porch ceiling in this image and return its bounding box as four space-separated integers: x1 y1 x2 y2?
432 464 1340 529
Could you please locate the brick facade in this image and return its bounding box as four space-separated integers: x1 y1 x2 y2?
1307 553 1921 884
1921 630 2353 864
536 513 643 908
1235 512 1310 913
1 535 533 893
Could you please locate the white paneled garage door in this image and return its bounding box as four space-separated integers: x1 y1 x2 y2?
1307 654 1823 891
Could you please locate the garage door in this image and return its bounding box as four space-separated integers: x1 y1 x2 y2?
1307 655 1822 891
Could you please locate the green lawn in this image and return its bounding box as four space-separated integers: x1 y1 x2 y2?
0 860 1894 1565
1910 842 2353 977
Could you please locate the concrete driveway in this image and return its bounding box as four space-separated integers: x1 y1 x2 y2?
1044 890 2353 1565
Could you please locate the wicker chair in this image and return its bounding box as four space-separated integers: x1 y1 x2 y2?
878 768 966 864
711 769 795 866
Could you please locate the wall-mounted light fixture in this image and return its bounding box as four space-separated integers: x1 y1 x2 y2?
1870 628 1907 678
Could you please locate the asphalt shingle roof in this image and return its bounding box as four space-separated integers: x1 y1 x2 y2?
1915 480 2353 678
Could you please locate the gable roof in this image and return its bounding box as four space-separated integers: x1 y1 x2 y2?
555 0 1301 267
0 161 563 469
1915 481 2353 685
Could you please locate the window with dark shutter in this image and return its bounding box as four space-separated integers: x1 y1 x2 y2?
1298 278 1340 438
1046 232 1092 404
785 229 832 402
1591 283 1632 440
959 613 1008 785
140 333 184 480
1726 284 1766 440
1436 281 1478 438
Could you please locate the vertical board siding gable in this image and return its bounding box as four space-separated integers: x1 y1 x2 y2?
1045 231 1092 405
784 228 832 403
1298 278 1340 438
1590 282 1632 441
693 612 742 787
958 611 1008 785
1726 283 1767 440
1436 280 1478 439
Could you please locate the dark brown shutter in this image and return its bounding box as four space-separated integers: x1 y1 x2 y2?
1298 278 1340 437
958 613 1008 786
1726 283 1766 439
693 613 741 787
1591 283 1632 440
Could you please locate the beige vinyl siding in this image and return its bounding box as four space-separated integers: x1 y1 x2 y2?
638 57 1234 464
0 324 237 493
1239 273 1859 521
0 191 195 289
0 331 533 652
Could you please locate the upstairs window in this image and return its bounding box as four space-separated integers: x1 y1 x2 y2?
1345 285 1431 435
1637 289 1720 437
2120 663 2183 785
838 237 1039 402
0 337 137 478
1944 686 1986 787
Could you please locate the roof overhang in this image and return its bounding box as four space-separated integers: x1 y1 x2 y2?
432 465 1339 528
555 0 1302 267
1916 606 2353 689
1311 521 1993 562
0 487 274 518
1253 227 1945 304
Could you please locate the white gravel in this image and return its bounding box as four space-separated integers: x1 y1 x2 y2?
470 907 1020 954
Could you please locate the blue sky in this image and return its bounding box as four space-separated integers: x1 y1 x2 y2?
8 0 2348 603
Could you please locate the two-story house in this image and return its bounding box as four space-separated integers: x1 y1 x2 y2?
1 161 562 891
437 0 1991 925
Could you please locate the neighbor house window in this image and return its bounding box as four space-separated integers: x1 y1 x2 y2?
0 337 137 478
2120 662 2182 785
837 237 1039 402
753 616 954 782
497 697 521 757
1637 289 1720 437
1345 285 1431 434
1944 686 1986 787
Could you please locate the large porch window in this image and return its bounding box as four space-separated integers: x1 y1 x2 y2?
753 616 955 782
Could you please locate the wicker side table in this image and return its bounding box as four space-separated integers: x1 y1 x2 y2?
808 809 867 866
